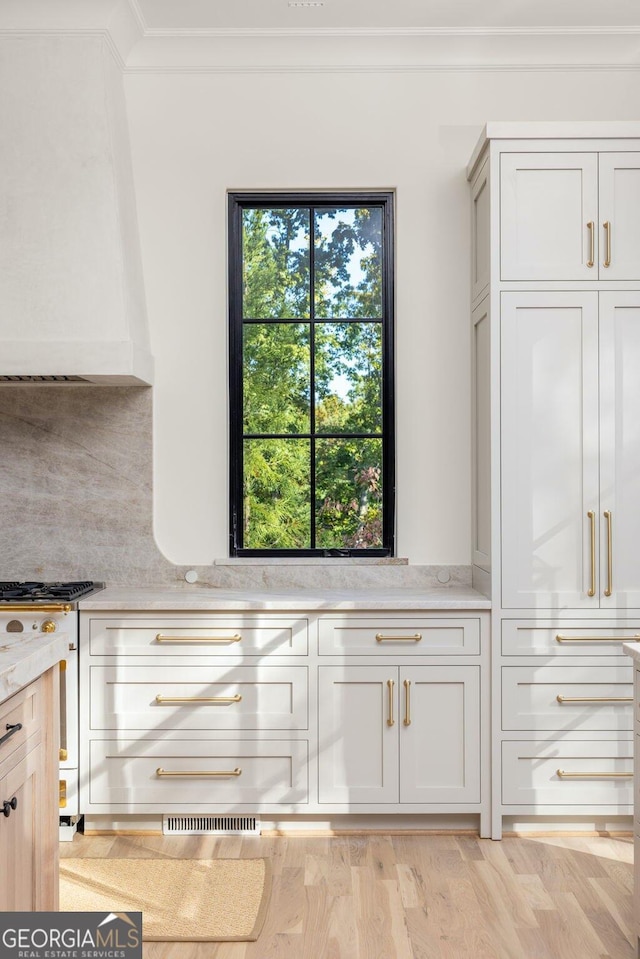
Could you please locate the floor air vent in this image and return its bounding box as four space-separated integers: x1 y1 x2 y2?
162 815 261 836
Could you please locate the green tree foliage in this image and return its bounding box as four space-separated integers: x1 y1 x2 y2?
240 204 385 550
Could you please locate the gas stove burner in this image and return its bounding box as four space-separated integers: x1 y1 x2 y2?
0 581 103 602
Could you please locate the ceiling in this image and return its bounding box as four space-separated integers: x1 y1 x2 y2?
134 0 640 32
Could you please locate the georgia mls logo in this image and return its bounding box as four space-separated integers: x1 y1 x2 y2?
0 911 142 959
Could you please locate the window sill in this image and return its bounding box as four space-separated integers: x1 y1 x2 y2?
214 557 409 567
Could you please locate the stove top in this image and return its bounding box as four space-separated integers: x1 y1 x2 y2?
0 581 104 602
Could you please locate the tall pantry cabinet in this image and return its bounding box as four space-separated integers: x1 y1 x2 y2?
468 123 640 838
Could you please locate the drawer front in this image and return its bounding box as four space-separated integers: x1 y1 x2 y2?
318 616 480 656
502 665 633 731
89 665 308 731
502 620 639 656
502 740 633 806
87 617 308 657
0 679 41 767
89 739 308 805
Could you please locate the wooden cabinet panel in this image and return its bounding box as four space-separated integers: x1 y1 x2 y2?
598 153 640 280
89 665 308 731
500 292 599 609
319 617 480 656
502 739 633 806
318 666 398 804
502 665 633 731
89 739 308 807
400 666 481 803
318 665 481 805
88 616 308 656
500 153 598 281
501 620 639 656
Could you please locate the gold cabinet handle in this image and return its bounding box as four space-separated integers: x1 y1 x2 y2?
155 634 242 644
556 634 639 643
0 603 70 613
556 695 632 704
556 769 632 779
59 779 67 809
376 633 422 642
155 694 242 705
156 767 242 778
59 748 68 761
403 679 411 726
387 679 395 727
586 221 595 268
603 220 611 268
587 510 596 597
604 510 613 597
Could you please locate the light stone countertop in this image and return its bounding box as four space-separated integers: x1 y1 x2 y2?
78 586 491 611
623 641 640 664
0 632 70 705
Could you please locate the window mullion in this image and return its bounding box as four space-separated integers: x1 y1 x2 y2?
309 205 316 550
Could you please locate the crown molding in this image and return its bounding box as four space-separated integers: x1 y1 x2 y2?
1 1 639 72
137 25 640 39
122 61 640 75
0 26 126 69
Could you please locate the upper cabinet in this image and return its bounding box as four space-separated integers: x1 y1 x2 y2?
500 290 640 610
500 151 640 282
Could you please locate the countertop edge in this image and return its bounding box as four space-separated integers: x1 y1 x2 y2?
77 586 491 612
0 633 69 705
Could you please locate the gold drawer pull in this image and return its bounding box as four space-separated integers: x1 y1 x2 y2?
603 220 611 268
59 748 68 761
156 767 242 778
557 769 632 779
403 679 411 726
155 694 242 705
586 221 595 268
387 679 395 727
59 780 67 809
376 633 422 642
604 510 613 597
556 695 632 704
155 634 242 644
587 510 596 597
555 634 639 643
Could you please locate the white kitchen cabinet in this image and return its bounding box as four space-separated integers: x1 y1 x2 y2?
501 290 640 611
80 604 489 829
317 665 480 805
468 123 640 838
500 151 640 281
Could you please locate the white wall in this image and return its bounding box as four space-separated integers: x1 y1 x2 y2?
124 65 640 566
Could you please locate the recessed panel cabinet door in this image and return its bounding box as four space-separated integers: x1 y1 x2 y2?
400 667 480 803
599 292 640 609
318 667 398 803
501 292 600 609
598 154 640 280
500 153 598 280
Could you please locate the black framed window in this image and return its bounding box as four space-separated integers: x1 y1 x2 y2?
228 192 395 556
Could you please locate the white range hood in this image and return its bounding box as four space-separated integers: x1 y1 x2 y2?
0 28 153 386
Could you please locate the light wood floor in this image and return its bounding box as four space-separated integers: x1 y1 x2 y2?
61 831 636 959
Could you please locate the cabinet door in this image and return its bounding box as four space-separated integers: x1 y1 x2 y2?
400 666 480 803
318 667 398 803
0 745 41 911
501 292 600 609
500 153 598 280
598 153 640 280
600 292 640 608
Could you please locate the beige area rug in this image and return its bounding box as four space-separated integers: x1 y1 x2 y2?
60 858 271 941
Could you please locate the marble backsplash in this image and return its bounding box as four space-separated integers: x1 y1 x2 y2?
0 386 471 590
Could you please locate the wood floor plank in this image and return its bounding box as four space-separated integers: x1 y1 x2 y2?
59 832 635 959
